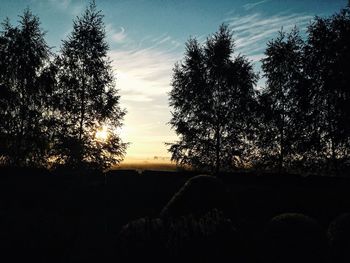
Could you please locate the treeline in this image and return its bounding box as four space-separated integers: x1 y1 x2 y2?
168 5 350 175
1 2 349 175
0 2 127 171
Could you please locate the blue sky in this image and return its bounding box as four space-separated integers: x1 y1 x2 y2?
0 0 347 160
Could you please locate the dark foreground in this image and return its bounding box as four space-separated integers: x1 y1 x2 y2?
0 167 350 262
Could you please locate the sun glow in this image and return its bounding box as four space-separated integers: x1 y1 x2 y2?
95 125 109 142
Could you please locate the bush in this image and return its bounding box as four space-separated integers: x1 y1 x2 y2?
160 175 229 218
118 217 167 262
328 213 350 263
263 213 329 263
118 209 246 262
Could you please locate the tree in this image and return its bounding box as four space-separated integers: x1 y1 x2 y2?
259 3 350 175
0 10 51 167
259 28 306 172
53 1 127 170
303 6 350 174
168 25 258 173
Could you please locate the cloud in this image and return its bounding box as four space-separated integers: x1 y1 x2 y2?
106 24 128 44
108 11 315 158
112 26 127 43
243 0 270 11
109 34 181 99
109 11 315 157
108 33 181 158
226 12 313 62
48 0 83 15
49 0 71 9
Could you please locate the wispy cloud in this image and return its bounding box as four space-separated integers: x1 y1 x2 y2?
49 0 71 9
226 12 313 62
108 32 181 157
47 0 83 15
243 0 270 11
107 11 315 157
109 43 179 100
110 26 127 43
109 11 315 157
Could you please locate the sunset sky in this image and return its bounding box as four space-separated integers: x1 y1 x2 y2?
0 0 346 161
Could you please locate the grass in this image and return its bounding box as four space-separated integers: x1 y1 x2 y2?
114 158 182 172
1 167 350 262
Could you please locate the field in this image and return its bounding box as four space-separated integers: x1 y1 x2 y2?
116 158 179 172
0 167 350 262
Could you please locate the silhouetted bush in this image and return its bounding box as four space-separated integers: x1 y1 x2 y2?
328 213 350 263
118 217 167 262
263 213 329 263
166 209 245 262
160 175 229 218
118 209 245 262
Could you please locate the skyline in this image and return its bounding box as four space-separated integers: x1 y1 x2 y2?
0 0 346 160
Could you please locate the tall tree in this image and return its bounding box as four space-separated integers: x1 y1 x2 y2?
304 6 350 174
0 10 51 167
54 1 127 170
168 25 258 173
259 28 306 172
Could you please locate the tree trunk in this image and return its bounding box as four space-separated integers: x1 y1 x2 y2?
214 124 221 175
279 123 284 174
77 66 86 164
330 136 338 176
279 83 285 174
16 84 26 166
79 69 86 141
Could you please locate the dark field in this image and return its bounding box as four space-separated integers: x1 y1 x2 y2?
0 168 350 262
116 160 179 172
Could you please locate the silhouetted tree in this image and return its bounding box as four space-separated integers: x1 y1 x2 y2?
258 3 350 175
0 10 51 167
168 25 258 173
303 6 350 174
53 1 127 170
259 28 306 172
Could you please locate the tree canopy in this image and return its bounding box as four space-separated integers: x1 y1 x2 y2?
0 9 51 167
169 3 350 175
168 25 258 173
53 1 127 170
0 2 127 171
0 1 349 176
257 5 350 174
258 28 306 172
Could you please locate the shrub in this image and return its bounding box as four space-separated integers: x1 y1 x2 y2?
118 209 246 262
328 213 350 263
160 175 229 218
118 217 167 262
263 213 329 263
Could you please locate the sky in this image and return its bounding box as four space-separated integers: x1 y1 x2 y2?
0 0 347 161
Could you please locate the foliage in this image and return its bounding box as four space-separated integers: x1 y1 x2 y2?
258 4 350 175
0 10 51 167
258 28 306 171
328 213 350 263
264 213 329 263
53 1 127 170
168 24 258 173
303 6 350 174
161 175 228 218
119 209 243 262
0 2 349 175
0 2 127 171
